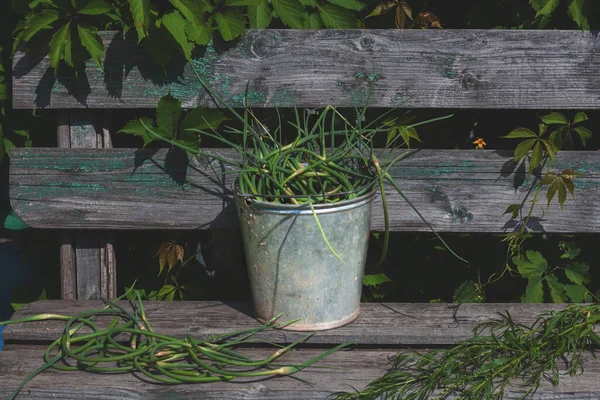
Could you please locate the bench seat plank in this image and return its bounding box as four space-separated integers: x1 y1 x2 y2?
0 345 392 400
3 300 588 345
10 148 600 232
2 344 600 399
12 30 600 110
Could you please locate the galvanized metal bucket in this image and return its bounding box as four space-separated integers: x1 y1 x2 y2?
235 189 375 331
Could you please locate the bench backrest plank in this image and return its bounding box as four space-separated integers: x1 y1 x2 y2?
10 148 600 232
12 30 600 110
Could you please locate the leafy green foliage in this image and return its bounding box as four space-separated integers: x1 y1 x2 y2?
363 273 392 287
14 0 111 72
530 0 592 29
12 0 369 71
501 111 591 253
512 245 592 303
452 280 485 303
382 113 421 148
544 111 593 149
119 93 227 148
362 273 392 301
539 169 581 210
502 124 557 173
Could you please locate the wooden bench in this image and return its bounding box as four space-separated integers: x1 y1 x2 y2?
2 29 600 398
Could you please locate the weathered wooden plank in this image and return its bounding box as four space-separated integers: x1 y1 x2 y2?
56 112 117 300
58 233 76 299
2 344 600 399
12 30 600 110
1 345 388 400
9 148 600 232
2 301 588 345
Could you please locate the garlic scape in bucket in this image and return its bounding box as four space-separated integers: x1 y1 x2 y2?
121 69 467 330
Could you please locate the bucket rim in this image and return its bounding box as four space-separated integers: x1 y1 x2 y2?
234 183 377 213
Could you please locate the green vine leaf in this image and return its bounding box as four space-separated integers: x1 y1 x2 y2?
318 3 358 28
248 0 273 29
574 126 592 146
564 284 588 302
503 204 521 219
77 24 104 69
513 250 548 279
119 117 156 147
513 138 536 162
530 142 543 171
214 11 246 41
573 111 589 124
156 93 182 137
20 9 61 42
453 280 485 303
503 124 558 172
530 0 560 18
568 0 590 30
559 240 581 260
162 11 194 59
272 0 307 29
327 0 366 11
225 0 264 5
362 273 392 287
564 261 590 285
182 108 229 133
546 273 567 303
157 284 177 300
502 127 538 139
540 112 568 125
49 21 72 71
185 20 212 45
299 0 319 6
169 0 207 25
128 0 152 41
78 0 112 15
383 115 420 147
540 169 579 210
305 12 323 28
524 276 544 303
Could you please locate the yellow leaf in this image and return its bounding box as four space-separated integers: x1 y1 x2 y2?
156 241 185 274
176 243 185 263
365 1 396 18
395 4 405 28
400 0 412 19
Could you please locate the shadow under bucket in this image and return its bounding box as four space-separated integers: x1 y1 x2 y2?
236 190 375 331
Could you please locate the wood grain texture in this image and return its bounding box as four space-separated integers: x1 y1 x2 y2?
9 148 600 232
3 300 587 345
57 112 117 300
4 344 600 399
74 234 102 300
12 30 600 110
59 233 76 300
1 345 388 400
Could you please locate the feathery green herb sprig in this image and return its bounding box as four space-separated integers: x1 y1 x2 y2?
333 304 600 400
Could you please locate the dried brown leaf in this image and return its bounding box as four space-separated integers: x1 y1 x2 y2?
416 11 442 29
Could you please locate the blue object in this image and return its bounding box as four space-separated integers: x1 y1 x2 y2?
0 242 33 351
